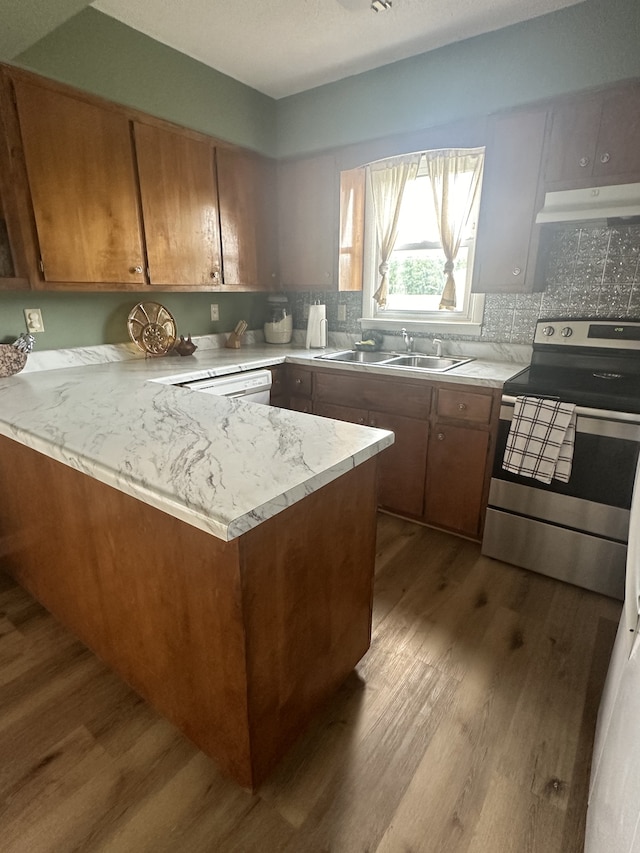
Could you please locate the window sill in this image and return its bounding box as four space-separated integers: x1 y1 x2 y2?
358 317 482 337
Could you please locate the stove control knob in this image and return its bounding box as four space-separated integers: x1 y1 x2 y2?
560 326 573 338
542 325 555 336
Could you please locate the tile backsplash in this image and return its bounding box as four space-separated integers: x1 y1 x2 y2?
286 222 640 346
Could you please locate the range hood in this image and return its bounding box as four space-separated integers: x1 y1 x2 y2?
535 182 640 224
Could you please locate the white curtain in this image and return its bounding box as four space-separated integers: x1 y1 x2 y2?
423 148 484 310
367 154 421 309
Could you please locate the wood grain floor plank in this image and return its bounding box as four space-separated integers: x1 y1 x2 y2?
375 603 541 853
0 514 620 852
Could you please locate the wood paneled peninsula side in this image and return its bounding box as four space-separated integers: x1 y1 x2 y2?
0 352 393 789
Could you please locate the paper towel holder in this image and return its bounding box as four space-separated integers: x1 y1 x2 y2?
306 301 328 349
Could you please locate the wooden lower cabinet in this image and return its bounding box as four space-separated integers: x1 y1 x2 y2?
268 365 287 407
286 364 314 413
307 367 499 540
314 400 428 518
312 370 431 520
425 423 491 539
0 435 379 790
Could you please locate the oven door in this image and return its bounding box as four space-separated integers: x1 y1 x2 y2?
482 397 640 599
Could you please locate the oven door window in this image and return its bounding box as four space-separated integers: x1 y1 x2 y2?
493 420 640 509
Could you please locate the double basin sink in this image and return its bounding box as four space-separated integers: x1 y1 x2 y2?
315 350 474 373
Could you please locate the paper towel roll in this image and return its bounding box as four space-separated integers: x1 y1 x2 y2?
306 303 327 349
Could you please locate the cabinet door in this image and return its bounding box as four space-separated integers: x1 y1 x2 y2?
544 84 640 187
425 423 490 539
134 122 221 286
595 84 640 181
14 80 145 285
314 401 429 519
370 410 429 519
278 153 337 290
269 366 287 407
217 147 278 290
543 96 602 185
472 109 547 294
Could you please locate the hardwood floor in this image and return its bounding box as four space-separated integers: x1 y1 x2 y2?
0 514 620 852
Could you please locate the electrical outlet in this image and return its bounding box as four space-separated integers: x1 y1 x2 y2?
24 308 44 333
210 303 219 322
337 303 347 322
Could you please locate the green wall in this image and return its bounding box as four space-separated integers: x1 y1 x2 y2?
0 0 91 62
15 8 277 155
276 0 640 157
0 291 269 350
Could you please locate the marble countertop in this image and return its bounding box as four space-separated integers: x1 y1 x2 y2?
0 339 527 541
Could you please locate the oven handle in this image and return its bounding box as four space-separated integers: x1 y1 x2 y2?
500 395 640 440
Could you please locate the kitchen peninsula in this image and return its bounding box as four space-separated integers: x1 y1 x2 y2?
0 346 393 789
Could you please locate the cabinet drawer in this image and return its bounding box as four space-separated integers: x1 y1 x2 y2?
287 366 313 397
314 371 431 420
436 388 493 424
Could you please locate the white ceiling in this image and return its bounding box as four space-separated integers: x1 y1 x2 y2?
91 0 586 99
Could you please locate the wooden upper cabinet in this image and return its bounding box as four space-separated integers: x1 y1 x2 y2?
544 83 640 188
13 80 145 285
217 146 277 290
278 153 338 290
134 122 222 287
471 108 548 294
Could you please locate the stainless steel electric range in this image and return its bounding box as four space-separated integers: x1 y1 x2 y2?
482 318 640 600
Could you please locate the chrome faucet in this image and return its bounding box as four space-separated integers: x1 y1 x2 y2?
433 338 444 357
401 328 414 353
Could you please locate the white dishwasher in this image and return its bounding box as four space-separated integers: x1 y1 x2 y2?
178 369 272 405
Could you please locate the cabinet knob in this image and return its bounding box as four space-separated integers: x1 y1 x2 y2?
458 402 467 411
359 416 366 425
130 265 143 274
210 271 219 280
368 417 376 427
599 152 611 164
579 156 590 168
437 433 445 441
295 378 302 385
512 267 522 276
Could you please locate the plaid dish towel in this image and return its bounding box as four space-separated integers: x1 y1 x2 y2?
502 396 576 484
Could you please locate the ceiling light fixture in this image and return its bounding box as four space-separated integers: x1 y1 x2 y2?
371 0 392 11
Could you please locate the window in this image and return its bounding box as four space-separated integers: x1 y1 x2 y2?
361 149 485 333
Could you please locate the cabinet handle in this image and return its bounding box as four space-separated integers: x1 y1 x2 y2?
579 156 590 168
457 402 467 411
437 433 445 441
599 152 611 164
295 378 302 385
130 265 143 274
512 267 522 276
